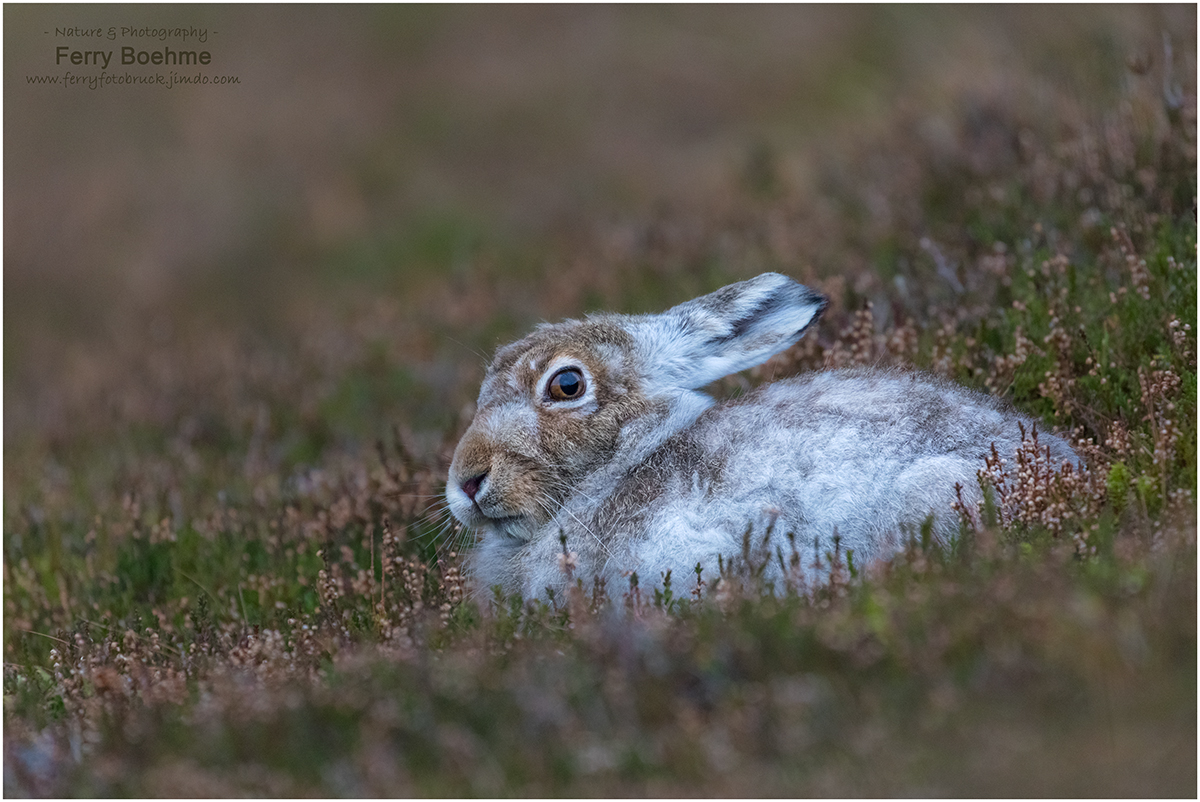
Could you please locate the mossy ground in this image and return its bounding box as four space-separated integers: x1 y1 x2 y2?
4 6 1196 796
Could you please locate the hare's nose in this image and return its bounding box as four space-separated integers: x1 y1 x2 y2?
461 472 487 501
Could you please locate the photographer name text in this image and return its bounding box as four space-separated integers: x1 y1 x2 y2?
56 46 210 68
52 26 212 68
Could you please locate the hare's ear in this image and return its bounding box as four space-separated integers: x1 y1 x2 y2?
632 272 827 391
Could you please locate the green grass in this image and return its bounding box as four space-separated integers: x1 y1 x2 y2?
4 7 1196 797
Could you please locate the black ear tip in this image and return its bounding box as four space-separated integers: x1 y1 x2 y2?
798 287 829 313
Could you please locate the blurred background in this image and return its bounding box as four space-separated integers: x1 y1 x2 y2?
5 4 1195 455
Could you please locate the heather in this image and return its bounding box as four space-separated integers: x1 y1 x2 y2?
4 6 1196 796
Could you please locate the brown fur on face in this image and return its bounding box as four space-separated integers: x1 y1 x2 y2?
451 318 653 526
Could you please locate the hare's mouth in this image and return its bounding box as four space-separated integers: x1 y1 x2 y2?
483 514 536 542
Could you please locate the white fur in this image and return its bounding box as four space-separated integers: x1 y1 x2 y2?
447 273 1079 600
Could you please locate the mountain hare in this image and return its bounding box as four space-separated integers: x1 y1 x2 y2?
447 273 1078 599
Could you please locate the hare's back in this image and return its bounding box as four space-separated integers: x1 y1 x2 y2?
620 369 1005 574
635 368 1054 565
709 368 1020 464
692 368 1075 534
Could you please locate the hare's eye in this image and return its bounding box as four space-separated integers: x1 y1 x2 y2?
547 368 586 401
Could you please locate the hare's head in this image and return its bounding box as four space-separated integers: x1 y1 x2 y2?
446 273 827 543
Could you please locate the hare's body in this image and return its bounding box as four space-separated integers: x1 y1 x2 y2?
448 274 1078 600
